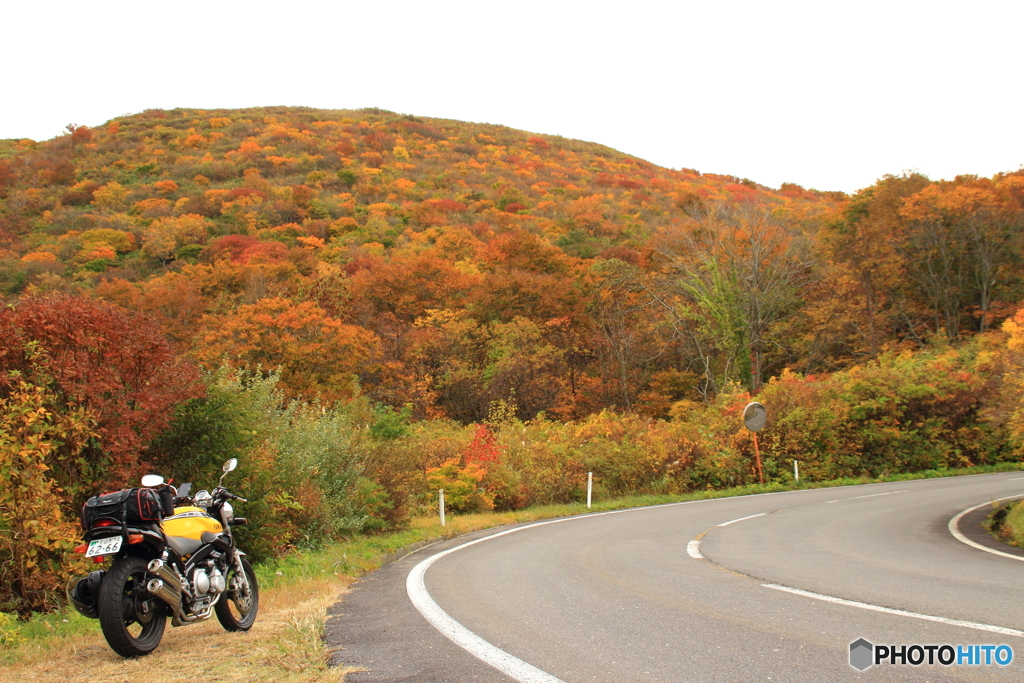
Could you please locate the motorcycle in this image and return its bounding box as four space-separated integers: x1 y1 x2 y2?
67 458 259 657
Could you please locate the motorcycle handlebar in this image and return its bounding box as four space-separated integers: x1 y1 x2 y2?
217 488 247 503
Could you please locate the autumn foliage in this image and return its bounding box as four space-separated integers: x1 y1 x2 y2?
0 294 203 495
0 383 89 615
0 294 202 612
193 297 379 401
3 107 1024 616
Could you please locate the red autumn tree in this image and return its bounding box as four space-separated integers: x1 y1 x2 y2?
202 234 262 262
0 293 203 499
67 123 94 146
464 424 500 467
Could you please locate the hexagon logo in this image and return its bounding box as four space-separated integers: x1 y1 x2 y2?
850 638 874 671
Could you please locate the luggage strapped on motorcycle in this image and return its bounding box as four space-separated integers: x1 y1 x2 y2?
80 487 163 535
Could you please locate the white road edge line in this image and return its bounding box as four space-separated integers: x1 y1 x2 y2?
718 512 767 527
405 490 827 682
408 548 566 683
948 495 1024 562
763 583 1024 638
826 490 908 503
401 476 1021 683
407 506 684 683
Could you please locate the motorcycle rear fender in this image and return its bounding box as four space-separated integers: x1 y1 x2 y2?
84 525 164 545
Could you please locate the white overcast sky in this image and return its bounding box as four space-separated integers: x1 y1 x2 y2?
4 0 1022 193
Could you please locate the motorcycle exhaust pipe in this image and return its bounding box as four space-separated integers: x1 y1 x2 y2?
146 578 180 607
148 558 183 588
147 559 190 625
146 577 194 627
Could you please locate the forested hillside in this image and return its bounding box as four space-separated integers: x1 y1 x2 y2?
3 107 1024 614
0 106 846 415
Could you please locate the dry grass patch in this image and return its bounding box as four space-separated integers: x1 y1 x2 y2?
0 578 356 683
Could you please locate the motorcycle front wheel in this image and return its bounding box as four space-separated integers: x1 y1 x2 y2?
215 557 259 631
98 555 167 657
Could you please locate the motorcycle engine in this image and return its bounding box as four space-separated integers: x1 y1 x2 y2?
193 569 211 595
210 567 226 594
192 565 226 595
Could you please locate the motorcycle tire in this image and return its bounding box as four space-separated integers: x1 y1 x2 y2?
215 557 259 631
98 555 167 657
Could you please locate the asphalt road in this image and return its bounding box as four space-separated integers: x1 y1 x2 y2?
328 473 1024 682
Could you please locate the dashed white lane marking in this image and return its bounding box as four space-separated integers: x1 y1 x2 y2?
404 476 1021 682
718 512 767 527
763 583 1024 638
826 490 908 503
407 489 827 678
948 495 1024 562
1007 477 1024 481
688 512 768 559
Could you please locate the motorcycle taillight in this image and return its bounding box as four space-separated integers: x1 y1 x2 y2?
95 519 116 527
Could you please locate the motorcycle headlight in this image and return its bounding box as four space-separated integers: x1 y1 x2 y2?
221 501 234 526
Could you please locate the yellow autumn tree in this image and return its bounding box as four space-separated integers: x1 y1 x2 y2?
0 383 93 615
998 309 1024 451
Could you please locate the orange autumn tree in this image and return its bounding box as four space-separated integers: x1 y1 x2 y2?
96 273 209 350
193 297 380 401
652 199 816 393
995 307 1024 453
899 178 1024 335
817 174 928 357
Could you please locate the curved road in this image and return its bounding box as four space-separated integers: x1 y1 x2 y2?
328 473 1024 682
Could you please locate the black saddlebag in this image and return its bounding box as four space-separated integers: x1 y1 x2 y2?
81 488 163 531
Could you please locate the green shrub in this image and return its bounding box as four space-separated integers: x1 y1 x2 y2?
148 369 369 561
755 343 1008 481
174 243 204 261
80 258 112 272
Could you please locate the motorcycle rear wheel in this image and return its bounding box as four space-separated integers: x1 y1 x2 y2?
98 555 167 658
215 557 259 631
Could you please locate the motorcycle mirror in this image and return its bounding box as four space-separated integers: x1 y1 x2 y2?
141 474 164 487
219 458 238 487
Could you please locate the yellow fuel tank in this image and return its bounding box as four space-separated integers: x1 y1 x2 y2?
163 506 223 540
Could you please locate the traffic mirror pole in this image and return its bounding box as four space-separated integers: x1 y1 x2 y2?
743 402 767 486
753 432 764 485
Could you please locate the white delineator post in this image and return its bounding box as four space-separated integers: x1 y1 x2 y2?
794 460 799 483
587 472 593 509
439 489 446 527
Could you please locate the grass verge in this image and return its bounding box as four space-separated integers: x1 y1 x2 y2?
986 497 1024 549
1 462 1020 681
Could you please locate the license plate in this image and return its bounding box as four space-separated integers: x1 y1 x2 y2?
86 536 122 557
